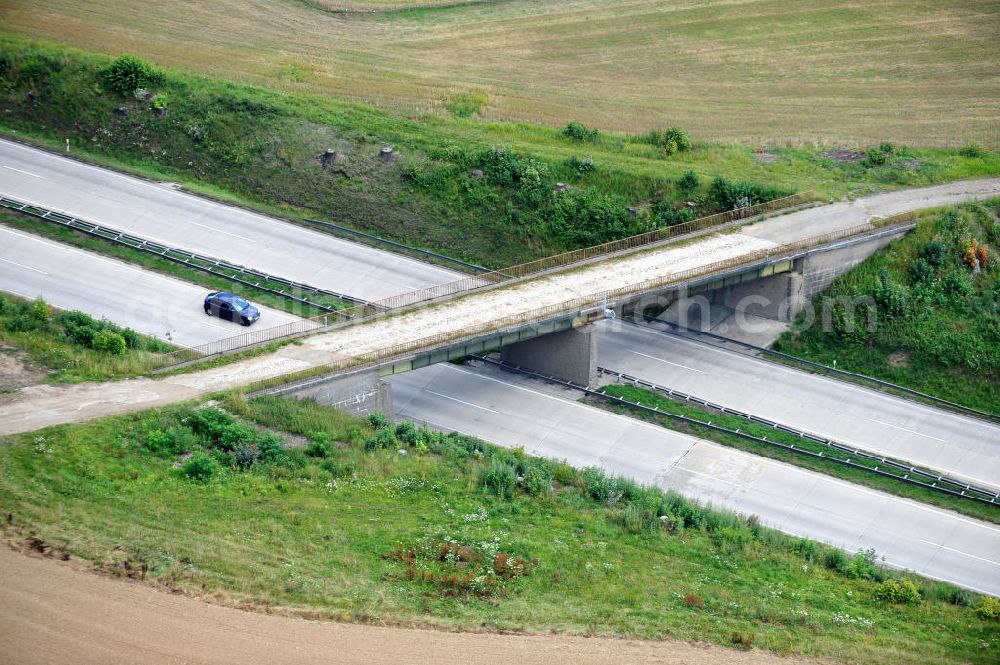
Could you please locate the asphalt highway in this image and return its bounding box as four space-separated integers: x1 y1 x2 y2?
0 225 307 348
388 362 1000 596
596 321 1000 492
0 138 461 302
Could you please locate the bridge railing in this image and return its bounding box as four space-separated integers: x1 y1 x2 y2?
153 192 816 369
239 218 917 395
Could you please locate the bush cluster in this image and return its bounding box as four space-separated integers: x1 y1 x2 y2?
562 121 600 142
144 408 297 478
873 578 922 604
643 127 692 155
103 54 164 95
0 297 159 355
709 176 790 211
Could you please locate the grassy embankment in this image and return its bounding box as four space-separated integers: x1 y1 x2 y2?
0 293 181 383
774 202 1000 414
1 35 997 269
1 395 998 664
3 0 998 146
596 383 999 524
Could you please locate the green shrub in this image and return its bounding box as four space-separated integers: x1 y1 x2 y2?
120 327 143 350
563 121 600 142
873 578 922 604
304 439 332 458
150 93 168 110
975 595 1000 620
367 412 391 430
233 443 260 469
181 451 217 482
549 188 636 247
646 127 692 155
482 459 517 499
653 204 694 228
92 330 127 355
565 155 595 176
521 463 552 496
959 144 984 159
824 548 849 574
145 426 196 456
845 548 882 581
909 258 934 284
257 432 288 465
395 421 418 445
29 297 50 323
363 428 397 451
709 176 788 210
103 54 164 95
0 294 8 315
678 169 700 192
922 240 949 268
581 467 626 506
863 145 893 167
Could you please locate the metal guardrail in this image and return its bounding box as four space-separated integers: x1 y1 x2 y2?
0 195 373 313
155 216 918 370
303 217 491 274
474 356 999 507
637 317 1000 425
597 367 1000 505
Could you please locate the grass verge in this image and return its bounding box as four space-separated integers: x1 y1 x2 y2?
0 293 184 383
1 35 998 268
774 201 1000 413
594 383 1000 525
0 394 997 663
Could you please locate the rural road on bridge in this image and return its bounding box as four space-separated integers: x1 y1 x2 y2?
2 179 999 436
388 362 1000 596
0 138 461 301
596 321 1000 492
0 225 306 347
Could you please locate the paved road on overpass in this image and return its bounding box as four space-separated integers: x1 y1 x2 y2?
3 180 1000 436
0 138 461 301
388 362 1000 596
596 321 1000 492
0 225 306 347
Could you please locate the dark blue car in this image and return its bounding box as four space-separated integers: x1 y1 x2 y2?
204 292 260 326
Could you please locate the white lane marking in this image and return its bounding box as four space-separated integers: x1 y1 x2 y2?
2 165 43 178
0 257 48 275
868 418 947 442
439 365 1000 534
187 220 255 242
1 140 462 282
647 325 998 429
630 350 704 373
446 365 695 437
0 287 34 299
919 540 1000 567
0 226 176 279
425 390 499 414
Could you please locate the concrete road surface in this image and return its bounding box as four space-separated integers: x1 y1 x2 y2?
389 363 1000 595
596 321 1000 492
0 138 460 301
741 179 1000 243
0 226 307 347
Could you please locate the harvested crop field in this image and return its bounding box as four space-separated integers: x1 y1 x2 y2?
2 0 998 146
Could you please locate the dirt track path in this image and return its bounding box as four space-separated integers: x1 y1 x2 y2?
0 546 823 665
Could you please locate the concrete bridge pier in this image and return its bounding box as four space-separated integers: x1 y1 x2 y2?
500 324 598 387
